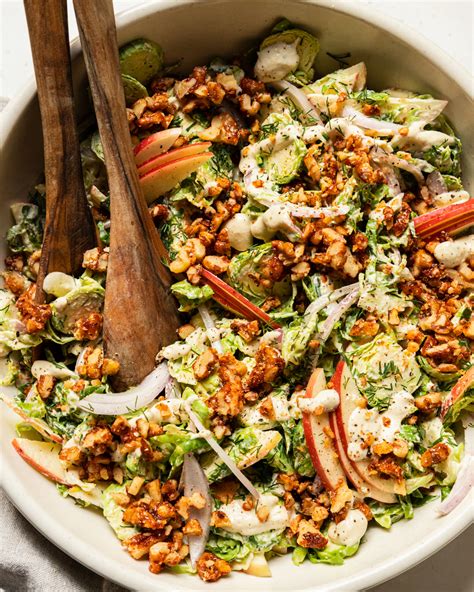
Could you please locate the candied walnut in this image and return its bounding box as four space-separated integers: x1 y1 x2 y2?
211 510 232 528
196 552 231 582
291 261 311 282
176 492 206 520
76 345 104 380
304 144 322 183
183 518 203 536
82 426 113 455
161 479 180 502
59 445 83 464
372 441 394 455
36 374 56 400
214 228 231 257
246 345 285 391
230 319 260 343
329 481 353 514
202 255 230 274
208 352 247 418
193 348 219 380
111 491 130 507
1 270 28 296
149 204 169 222
16 285 52 333
349 318 379 339
296 519 328 549
215 72 240 94
240 77 266 96
82 247 109 273
301 498 329 523
124 533 164 560
414 392 442 413
102 358 120 376
199 112 240 145
123 502 165 530
369 455 404 481
5 254 24 272
73 312 103 341
392 202 412 237
178 323 195 339
259 397 276 420
421 442 450 468
238 93 260 116
169 251 192 274
353 500 373 521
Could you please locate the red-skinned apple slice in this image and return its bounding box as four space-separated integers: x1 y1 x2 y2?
138 142 211 176
140 152 213 203
333 360 404 497
413 199 474 238
1 395 63 443
441 366 474 420
12 438 68 484
302 368 347 491
133 127 182 166
329 412 397 503
200 268 281 329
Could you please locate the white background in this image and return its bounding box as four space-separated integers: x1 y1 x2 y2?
0 0 472 591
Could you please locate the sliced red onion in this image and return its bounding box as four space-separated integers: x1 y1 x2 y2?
76 362 170 415
371 147 424 183
165 377 181 399
198 305 223 354
318 287 360 343
182 453 212 567
272 80 322 124
305 283 358 317
437 455 474 516
462 415 474 456
426 171 447 196
183 401 260 499
342 105 402 133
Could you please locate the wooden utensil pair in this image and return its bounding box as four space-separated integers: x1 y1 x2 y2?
24 0 180 389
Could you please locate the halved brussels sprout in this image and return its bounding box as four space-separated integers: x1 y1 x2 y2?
257 23 320 85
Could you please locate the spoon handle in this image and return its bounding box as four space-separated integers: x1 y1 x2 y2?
73 0 180 389
24 0 97 298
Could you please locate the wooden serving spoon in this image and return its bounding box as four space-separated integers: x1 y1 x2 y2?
73 0 181 389
24 0 97 301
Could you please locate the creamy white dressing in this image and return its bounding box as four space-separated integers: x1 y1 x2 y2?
433 190 470 207
347 390 416 461
251 204 298 241
43 272 77 297
31 360 76 380
218 493 290 535
128 398 184 427
240 395 290 427
298 388 340 414
328 509 368 546
392 122 454 152
160 342 192 360
224 213 253 251
302 124 327 143
434 235 474 269
254 41 300 83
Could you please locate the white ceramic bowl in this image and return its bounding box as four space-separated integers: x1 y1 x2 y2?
1 1 473 590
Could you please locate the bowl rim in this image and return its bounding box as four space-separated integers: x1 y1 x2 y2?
1 1 473 591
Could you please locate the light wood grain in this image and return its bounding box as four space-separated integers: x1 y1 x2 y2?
73 0 180 389
24 0 97 301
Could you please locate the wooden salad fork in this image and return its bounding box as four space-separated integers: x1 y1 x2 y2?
73 0 180 389
24 0 97 300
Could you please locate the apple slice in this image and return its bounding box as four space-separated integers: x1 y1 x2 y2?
302 368 347 491
441 366 474 420
333 361 403 497
1 395 63 443
329 413 396 503
138 142 211 176
200 268 281 329
12 438 68 484
413 198 474 238
133 127 182 166
140 152 213 203
244 553 272 577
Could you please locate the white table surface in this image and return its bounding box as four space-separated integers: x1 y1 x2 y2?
0 1 473 591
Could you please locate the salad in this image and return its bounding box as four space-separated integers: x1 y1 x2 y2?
1 19 473 582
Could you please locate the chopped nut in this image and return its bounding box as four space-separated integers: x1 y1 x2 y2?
36 374 56 400
145 479 162 502
111 492 130 507
202 255 230 274
178 324 195 339
183 518 203 536
296 519 328 549
196 552 231 582
82 247 109 273
211 510 231 528
256 505 270 523
102 358 120 376
193 347 219 380
127 476 145 497
421 442 450 468
392 439 409 459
